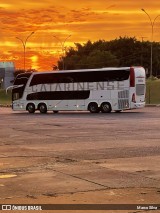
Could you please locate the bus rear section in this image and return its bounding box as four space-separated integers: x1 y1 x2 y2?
130 67 146 109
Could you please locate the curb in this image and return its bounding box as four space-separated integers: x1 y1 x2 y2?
0 104 12 108
145 104 160 107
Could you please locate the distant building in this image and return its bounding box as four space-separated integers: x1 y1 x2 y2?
0 62 15 89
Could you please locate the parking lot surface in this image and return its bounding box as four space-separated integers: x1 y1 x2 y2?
0 107 160 212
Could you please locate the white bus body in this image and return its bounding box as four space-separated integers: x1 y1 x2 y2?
12 67 146 113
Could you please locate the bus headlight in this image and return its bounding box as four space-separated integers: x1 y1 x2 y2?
19 103 24 108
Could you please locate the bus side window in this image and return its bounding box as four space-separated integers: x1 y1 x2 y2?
66 77 74 83
60 77 74 83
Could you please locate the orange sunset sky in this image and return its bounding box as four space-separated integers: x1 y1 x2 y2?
0 0 160 71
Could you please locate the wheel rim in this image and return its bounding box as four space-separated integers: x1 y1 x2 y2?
28 104 35 113
40 104 47 113
90 106 96 112
101 103 111 113
89 103 98 113
29 105 33 110
103 105 109 111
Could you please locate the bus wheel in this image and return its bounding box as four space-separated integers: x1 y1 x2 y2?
53 110 59 113
39 103 47 113
27 103 35 113
88 102 99 113
100 102 111 113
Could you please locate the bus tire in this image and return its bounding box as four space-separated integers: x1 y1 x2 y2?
100 102 111 113
39 103 47 114
88 102 99 113
27 103 35 113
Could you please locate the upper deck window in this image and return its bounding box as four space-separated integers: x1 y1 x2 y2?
30 70 130 86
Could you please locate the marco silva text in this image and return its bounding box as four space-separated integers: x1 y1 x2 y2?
137 205 158 210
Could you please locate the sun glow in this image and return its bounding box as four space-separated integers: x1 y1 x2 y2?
30 55 39 70
0 3 11 8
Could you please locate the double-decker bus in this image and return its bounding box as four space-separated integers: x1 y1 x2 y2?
12 67 146 113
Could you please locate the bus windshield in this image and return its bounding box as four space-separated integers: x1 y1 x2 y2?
14 73 32 86
12 73 32 101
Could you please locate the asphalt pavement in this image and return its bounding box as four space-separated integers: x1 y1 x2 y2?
0 107 160 213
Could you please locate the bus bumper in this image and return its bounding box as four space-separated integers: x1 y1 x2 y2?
131 102 145 109
12 102 25 111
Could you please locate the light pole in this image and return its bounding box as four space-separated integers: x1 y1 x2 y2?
16 31 34 71
53 35 71 70
141 9 160 77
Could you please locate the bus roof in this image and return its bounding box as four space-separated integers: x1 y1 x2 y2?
31 67 133 76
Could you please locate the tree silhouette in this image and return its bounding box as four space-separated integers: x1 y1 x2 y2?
57 37 160 76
